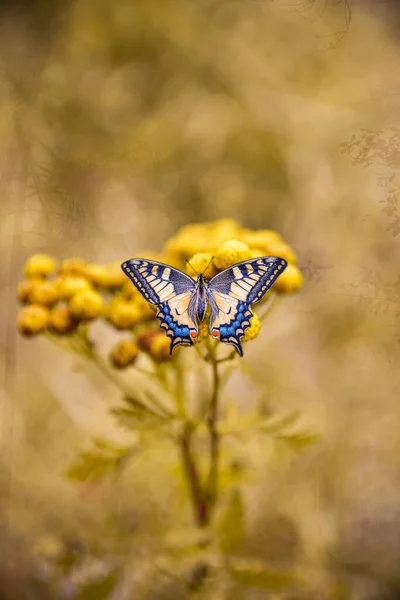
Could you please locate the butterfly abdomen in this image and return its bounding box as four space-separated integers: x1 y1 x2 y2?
196 276 208 322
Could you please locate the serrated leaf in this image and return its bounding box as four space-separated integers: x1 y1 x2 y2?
259 411 301 434
112 394 173 431
276 431 320 450
66 443 132 482
216 490 245 555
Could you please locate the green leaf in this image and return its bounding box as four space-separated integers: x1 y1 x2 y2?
229 560 300 591
66 440 132 482
216 490 245 555
111 394 173 431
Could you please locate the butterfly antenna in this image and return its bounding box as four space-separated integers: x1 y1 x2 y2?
203 256 215 278
185 259 199 276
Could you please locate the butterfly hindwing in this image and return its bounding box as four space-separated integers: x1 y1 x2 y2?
206 257 287 355
206 292 252 357
121 259 198 353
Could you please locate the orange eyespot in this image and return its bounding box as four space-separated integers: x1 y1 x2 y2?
212 329 220 338
190 330 198 339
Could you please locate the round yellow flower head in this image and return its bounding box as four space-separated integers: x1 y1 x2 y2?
266 241 297 265
109 340 139 369
274 264 303 293
56 276 93 300
209 218 241 247
239 229 282 253
213 240 252 270
59 258 87 277
137 330 159 352
135 295 157 320
242 311 261 343
149 333 172 362
69 290 104 320
192 306 211 344
17 279 42 304
185 253 218 279
107 298 142 329
102 262 126 289
85 264 111 287
48 305 78 335
17 304 49 336
29 280 59 306
122 280 140 300
24 254 57 279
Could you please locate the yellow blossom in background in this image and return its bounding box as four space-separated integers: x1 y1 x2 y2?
239 229 282 253
242 312 261 343
24 254 57 279
107 297 142 329
109 340 139 369
149 333 172 362
213 240 252 270
185 253 219 279
48 305 78 335
56 276 93 300
59 258 87 277
17 304 49 336
274 264 303 293
266 241 297 265
17 279 42 304
29 280 59 306
69 289 104 320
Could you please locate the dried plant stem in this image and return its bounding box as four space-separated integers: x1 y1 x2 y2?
206 346 220 513
180 421 207 527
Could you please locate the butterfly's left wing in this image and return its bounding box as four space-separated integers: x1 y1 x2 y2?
207 257 287 356
121 258 198 353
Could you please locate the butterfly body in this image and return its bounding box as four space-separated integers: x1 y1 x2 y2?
121 256 287 357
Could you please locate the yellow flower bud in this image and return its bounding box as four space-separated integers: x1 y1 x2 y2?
17 304 49 336
137 330 159 352
59 258 87 277
239 229 282 253
242 312 261 343
266 241 296 265
149 333 171 362
24 254 57 278
107 298 142 329
109 340 139 369
56 276 93 300
213 240 252 270
48 305 78 335
135 295 157 320
274 264 303 293
17 279 41 304
122 280 140 300
102 262 126 289
193 307 211 344
69 290 104 320
85 264 111 287
185 253 218 279
29 280 59 306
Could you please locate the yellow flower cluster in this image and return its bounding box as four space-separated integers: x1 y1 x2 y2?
16 254 162 367
165 219 303 346
16 220 303 364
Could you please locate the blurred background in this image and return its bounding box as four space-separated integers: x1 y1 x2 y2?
1 0 400 598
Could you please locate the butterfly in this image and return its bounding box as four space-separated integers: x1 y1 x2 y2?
120 256 287 357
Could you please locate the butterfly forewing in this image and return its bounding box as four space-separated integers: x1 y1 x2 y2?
206 257 287 356
121 259 198 352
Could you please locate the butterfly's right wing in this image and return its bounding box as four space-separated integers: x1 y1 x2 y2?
121 258 199 352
